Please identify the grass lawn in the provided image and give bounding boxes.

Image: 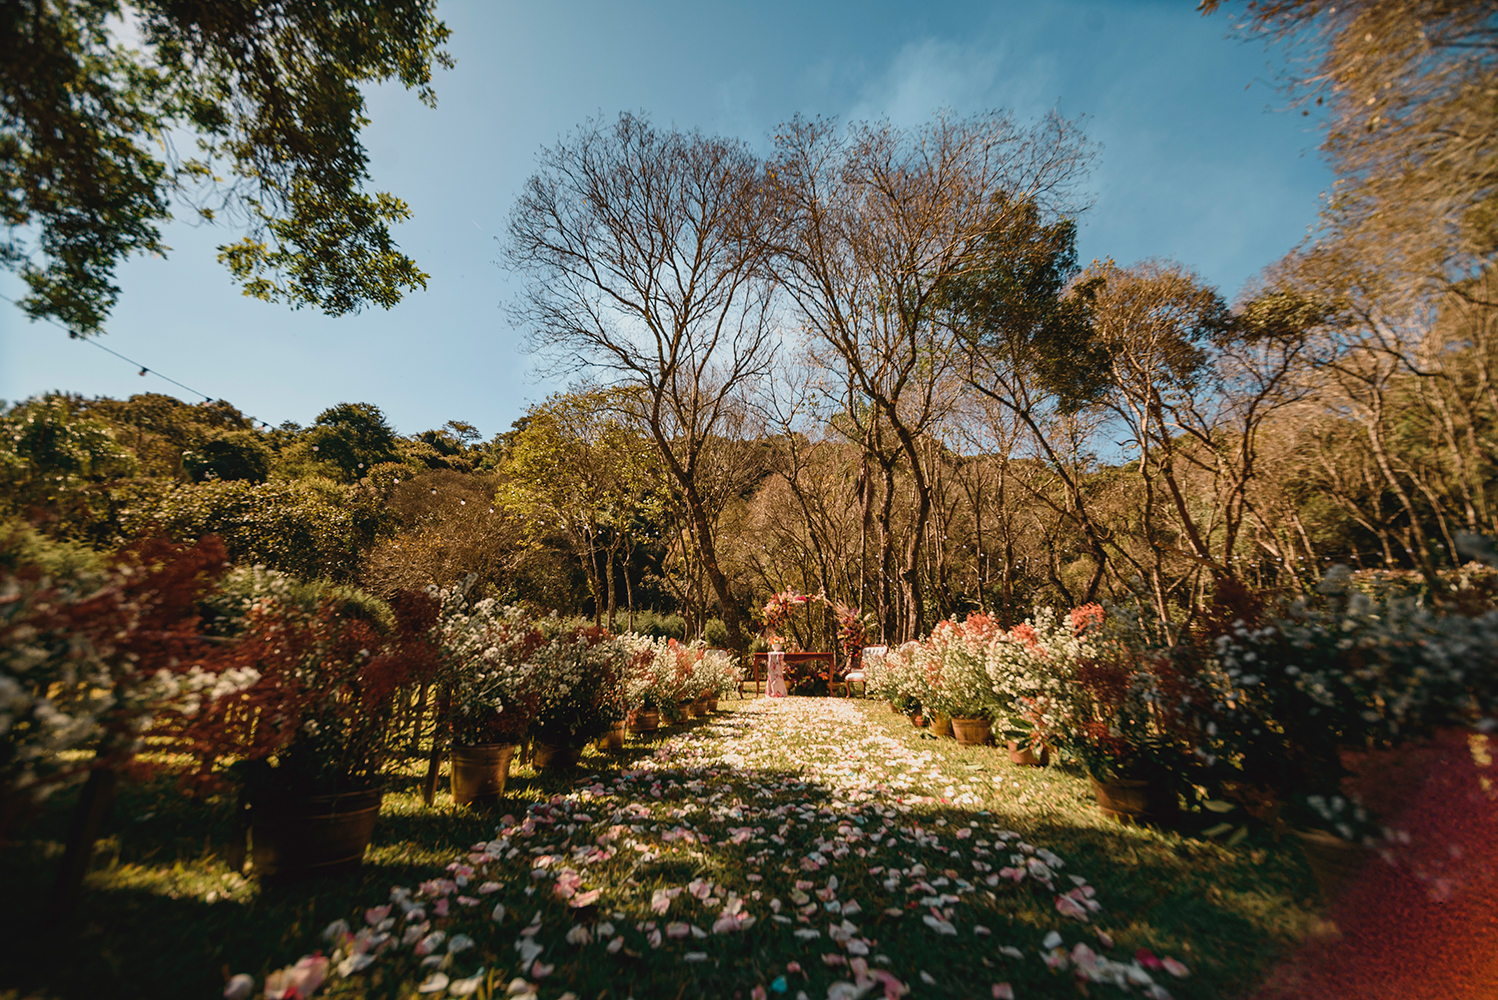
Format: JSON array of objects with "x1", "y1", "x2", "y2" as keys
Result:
[{"x1": 0, "y1": 697, "x2": 1327, "y2": 1000}]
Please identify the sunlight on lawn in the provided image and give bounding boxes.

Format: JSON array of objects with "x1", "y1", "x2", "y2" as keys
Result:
[{"x1": 225, "y1": 697, "x2": 1313, "y2": 1000}]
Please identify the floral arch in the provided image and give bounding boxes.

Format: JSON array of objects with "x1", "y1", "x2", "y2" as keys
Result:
[{"x1": 760, "y1": 590, "x2": 871, "y2": 665}]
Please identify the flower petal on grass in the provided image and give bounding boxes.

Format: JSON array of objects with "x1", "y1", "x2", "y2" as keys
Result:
[
  {"x1": 223, "y1": 974, "x2": 254, "y2": 1000},
  {"x1": 448, "y1": 969, "x2": 485, "y2": 996}
]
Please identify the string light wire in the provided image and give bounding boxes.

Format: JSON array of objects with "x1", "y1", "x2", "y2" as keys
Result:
[{"x1": 1, "y1": 291, "x2": 278, "y2": 429}]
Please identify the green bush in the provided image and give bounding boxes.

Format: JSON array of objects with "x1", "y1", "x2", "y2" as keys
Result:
[
  {"x1": 114, "y1": 476, "x2": 392, "y2": 582},
  {"x1": 633, "y1": 609, "x2": 687, "y2": 640},
  {"x1": 182, "y1": 432, "x2": 273, "y2": 483},
  {"x1": 702, "y1": 616, "x2": 729, "y2": 647},
  {"x1": 201, "y1": 565, "x2": 394, "y2": 637},
  {"x1": 0, "y1": 520, "x2": 105, "y2": 578}
]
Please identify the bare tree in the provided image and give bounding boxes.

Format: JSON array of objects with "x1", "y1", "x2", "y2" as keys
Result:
[
  {"x1": 768, "y1": 111, "x2": 1091, "y2": 641},
  {"x1": 505, "y1": 113, "x2": 775, "y2": 648}
]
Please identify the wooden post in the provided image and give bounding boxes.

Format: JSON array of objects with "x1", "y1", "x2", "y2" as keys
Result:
[
  {"x1": 422, "y1": 745, "x2": 442, "y2": 807},
  {"x1": 410, "y1": 681, "x2": 429, "y2": 754},
  {"x1": 422, "y1": 688, "x2": 448, "y2": 807},
  {"x1": 49, "y1": 764, "x2": 117, "y2": 921}
]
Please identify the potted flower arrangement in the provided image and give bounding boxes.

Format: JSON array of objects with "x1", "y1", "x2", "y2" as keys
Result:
[
  {"x1": 695, "y1": 648, "x2": 740, "y2": 711},
  {"x1": 1042, "y1": 605, "x2": 1212, "y2": 827},
  {"x1": 527, "y1": 625, "x2": 628, "y2": 769},
  {"x1": 1193, "y1": 567, "x2": 1498, "y2": 891},
  {"x1": 435, "y1": 597, "x2": 542, "y2": 804},
  {"x1": 985, "y1": 608, "x2": 1099, "y2": 766},
  {"x1": 622, "y1": 634, "x2": 670, "y2": 733},
  {"x1": 654, "y1": 638, "x2": 707, "y2": 722},
  {"x1": 1, "y1": 534, "x2": 264, "y2": 912},
  {"x1": 185, "y1": 571, "x2": 440, "y2": 879},
  {"x1": 915, "y1": 615, "x2": 1010, "y2": 744},
  {"x1": 865, "y1": 642, "x2": 927, "y2": 722}
]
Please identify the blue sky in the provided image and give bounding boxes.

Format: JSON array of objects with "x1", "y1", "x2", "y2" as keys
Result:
[{"x1": 0, "y1": 0, "x2": 1327, "y2": 440}]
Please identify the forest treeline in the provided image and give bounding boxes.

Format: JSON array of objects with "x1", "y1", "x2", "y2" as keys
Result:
[{"x1": 5, "y1": 0, "x2": 1495, "y2": 651}]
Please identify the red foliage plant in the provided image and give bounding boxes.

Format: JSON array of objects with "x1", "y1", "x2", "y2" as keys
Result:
[
  {"x1": 168, "y1": 588, "x2": 441, "y2": 795},
  {"x1": 1, "y1": 534, "x2": 240, "y2": 838}
]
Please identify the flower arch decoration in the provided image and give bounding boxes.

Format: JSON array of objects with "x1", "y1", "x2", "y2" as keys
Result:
[{"x1": 760, "y1": 590, "x2": 870, "y2": 663}]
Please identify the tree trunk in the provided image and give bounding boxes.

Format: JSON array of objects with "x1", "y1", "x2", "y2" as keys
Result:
[{"x1": 876, "y1": 456, "x2": 898, "y2": 644}]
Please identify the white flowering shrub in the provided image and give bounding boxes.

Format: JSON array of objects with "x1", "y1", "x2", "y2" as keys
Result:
[
  {"x1": 1212, "y1": 567, "x2": 1498, "y2": 743},
  {"x1": 1, "y1": 568, "x2": 119, "y2": 806},
  {"x1": 985, "y1": 607, "x2": 1108, "y2": 744},
  {"x1": 527, "y1": 626, "x2": 630, "y2": 745},
  {"x1": 1188, "y1": 568, "x2": 1498, "y2": 830},
  {"x1": 865, "y1": 641, "x2": 927, "y2": 713},
  {"x1": 695, "y1": 647, "x2": 742, "y2": 698},
  {"x1": 433, "y1": 595, "x2": 542, "y2": 745},
  {"x1": 912, "y1": 616, "x2": 1007, "y2": 721},
  {"x1": 615, "y1": 632, "x2": 662, "y2": 711}
]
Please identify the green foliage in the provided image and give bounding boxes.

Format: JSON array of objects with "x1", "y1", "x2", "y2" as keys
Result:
[
  {"x1": 701, "y1": 616, "x2": 729, "y2": 646},
  {"x1": 0, "y1": 519, "x2": 105, "y2": 578},
  {"x1": 182, "y1": 430, "x2": 273, "y2": 483},
  {"x1": 622, "y1": 609, "x2": 686, "y2": 640},
  {"x1": 0, "y1": 1, "x2": 172, "y2": 335},
  {"x1": 83, "y1": 393, "x2": 259, "y2": 478},
  {"x1": 306, "y1": 402, "x2": 401, "y2": 483},
  {"x1": 1, "y1": 1, "x2": 450, "y2": 335},
  {"x1": 116, "y1": 476, "x2": 392, "y2": 582},
  {"x1": 0, "y1": 395, "x2": 138, "y2": 536},
  {"x1": 0, "y1": 394, "x2": 137, "y2": 486},
  {"x1": 202, "y1": 565, "x2": 394, "y2": 638},
  {"x1": 219, "y1": 184, "x2": 429, "y2": 315},
  {"x1": 940, "y1": 197, "x2": 1112, "y2": 410}
]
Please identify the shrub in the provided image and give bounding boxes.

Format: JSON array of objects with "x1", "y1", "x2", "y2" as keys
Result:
[
  {"x1": 0, "y1": 536, "x2": 256, "y2": 836},
  {"x1": 172, "y1": 584, "x2": 440, "y2": 797},
  {"x1": 866, "y1": 642, "x2": 927, "y2": 715},
  {"x1": 913, "y1": 614, "x2": 1007, "y2": 721},
  {"x1": 115, "y1": 476, "x2": 392, "y2": 582},
  {"x1": 432, "y1": 594, "x2": 543, "y2": 746},
  {"x1": 528, "y1": 626, "x2": 629, "y2": 745},
  {"x1": 636, "y1": 610, "x2": 688, "y2": 640}
]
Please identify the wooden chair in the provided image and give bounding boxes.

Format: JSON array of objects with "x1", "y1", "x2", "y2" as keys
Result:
[{"x1": 842, "y1": 646, "x2": 887, "y2": 698}]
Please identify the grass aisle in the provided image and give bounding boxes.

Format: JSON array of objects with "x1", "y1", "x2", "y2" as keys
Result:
[{"x1": 0, "y1": 698, "x2": 1322, "y2": 1000}]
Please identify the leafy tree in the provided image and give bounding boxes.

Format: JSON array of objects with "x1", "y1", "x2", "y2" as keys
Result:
[
  {"x1": 938, "y1": 194, "x2": 1113, "y2": 606},
  {"x1": 82, "y1": 392, "x2": 257, "y2": 478},
  {"x1": 1206, "y1": 0, "x2": 1498, "y2": 299},
  {"x1": 305, "y1": 402, "x2": 400, "y2": 482},
  {"x1": 500, "y1": 389, "x2": 668, "y2": 629},
  {"x1": 114, "y1": 475, "x2": 390, "y2": 581},
  {"x1": 0, "y1": 395, "x2": 138, "y2": 533},
  {"x1": 181, "y1": 431, "x2": 272, "y2": 483},
  {"x1": 2, "y1": 0, "x2": 451, "y2": 335},
  {"x1": 402, "y1": 420, "x2": 485, "y2": 473}
]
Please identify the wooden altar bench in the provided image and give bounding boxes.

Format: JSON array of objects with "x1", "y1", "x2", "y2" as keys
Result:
[{"x1": 741, "y1": 651, "x2": 837, "y2": 696}]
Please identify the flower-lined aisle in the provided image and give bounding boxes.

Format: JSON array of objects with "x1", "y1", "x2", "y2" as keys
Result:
[{"x1": 258, "y1": 699, "x2": 1198, "y2": 1000}]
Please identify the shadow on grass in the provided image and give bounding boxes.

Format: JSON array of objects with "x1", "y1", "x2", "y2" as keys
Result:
[{"x1": 0, "y1": 703, "x2": 1320, "y2": 1000}]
